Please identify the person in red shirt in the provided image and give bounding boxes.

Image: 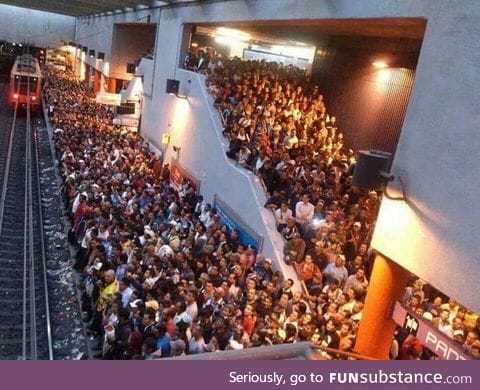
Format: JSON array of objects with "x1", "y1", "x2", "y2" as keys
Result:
[
  {"x1": 242, "y1": 304, "x2": 256, "y2": 338},
  {"x1": 295, "y1": 254, "x2": 322, "y2": 290}
]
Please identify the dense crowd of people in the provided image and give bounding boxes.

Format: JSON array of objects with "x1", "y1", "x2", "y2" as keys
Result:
[
  {"x1": 41, "y1": 48, "x2": 479, "y2": 360},
  {"x1": 43, "y1": 66, "x2": 367, "y2": 360},
  {"x1": 396, "y1": 280, "x2": 479, "y2": 358}
]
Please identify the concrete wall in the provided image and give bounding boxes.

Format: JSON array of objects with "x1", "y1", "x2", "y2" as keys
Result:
[
  {"x1": 311, "y1": 37, "x2": 421, "y2": 154},
  {"x1": 80, "y1": 0, "x2": 480, "y2": 311},
  {"x1": 0, "y1": 4, "x2": 74, "y2": 48},
  {"x1": 75, "y1": 9, "x2": 159, "y2": 60},
  {"x1": 110, "y1": 24, "x2": 156, "y2": 80}
]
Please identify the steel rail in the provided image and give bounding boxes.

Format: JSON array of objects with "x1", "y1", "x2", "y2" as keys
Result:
[
  {"x1": 22, "y1": 108, "x2": 28, "y2": 359},
  {"x1": 26, "y1": 81, "x2": 38, "y2": 360},
  {"x1": 33, "y1": 106, "x2": 54, "y2": 360},
  {"x1": 0, "y1": 75, "x2": 20, "y2": 236}
]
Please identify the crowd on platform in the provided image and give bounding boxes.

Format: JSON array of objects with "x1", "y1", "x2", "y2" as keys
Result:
[{"x1": 40, "y1": 50, "x2": 479, "y2": 360}]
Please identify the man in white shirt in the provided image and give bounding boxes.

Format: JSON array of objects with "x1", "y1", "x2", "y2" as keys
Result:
[
  {"x1": 295, "y1": 194, "x2": 314, "y2": 227},
  {"x1": 118, "y1": 278, "x2": 133, "y2": 308},
  {"x1": 185, "y1": 290, "x2": 199, "y2": 321}
]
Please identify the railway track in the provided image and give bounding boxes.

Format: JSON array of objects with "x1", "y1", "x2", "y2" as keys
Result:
[{"x1": 0, "y1": 79, "x2": 52, "y2": 360}]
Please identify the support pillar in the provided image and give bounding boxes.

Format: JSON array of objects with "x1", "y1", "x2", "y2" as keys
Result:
[
  {"x1": 107, "y1": 77, "x2": 116, "y2": 93},
  {"x1": 93, "y1": 70, "x2": 101, "y2": 92},
  {"x1": 354, "y1": 254, "x2": 409, "y2": 359},
  {"x1": 84, "y1": 63, "x2": 90, "y2": 85}
]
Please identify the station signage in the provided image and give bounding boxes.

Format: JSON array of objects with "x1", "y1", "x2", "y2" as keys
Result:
[
  {"x1": 170, "y1": 158, "x2": 200, "y2": 194},
  {"x1": 391, "y1": 301, "x2": 472, "y2": 360},
  {"x1": 213, "y1": 194, "x2": 264, "y2": 252}
]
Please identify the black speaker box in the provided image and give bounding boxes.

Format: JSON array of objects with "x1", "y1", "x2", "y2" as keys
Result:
[
  {"x1": 352, "y1": 150, "x2": 391, "y2": 190},
  {"x1": 166, "y1": 79, "x2": 180, "y2": 95},
  {"x1": 126, "y1": 63, "x2": 136, "y2": 74}
]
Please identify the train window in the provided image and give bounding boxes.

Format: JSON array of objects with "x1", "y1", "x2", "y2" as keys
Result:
[{"x1": 18, "y1": 76, "x2": 38, "y2": 95}]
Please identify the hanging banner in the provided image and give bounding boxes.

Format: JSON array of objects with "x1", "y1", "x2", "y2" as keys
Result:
[
  {"x1": 170, "y1": 158, "x2": 200, "y2": 194},
  {"x1": 213, "y1": 194, "x2": 264, "y2": 252},
  {"x1": 391, "y1": 301, "x2": 472, "y2": 360}
]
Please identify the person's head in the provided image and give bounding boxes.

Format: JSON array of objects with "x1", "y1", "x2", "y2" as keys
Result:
[
  {"x1": 355, "y1": 268, "x2": 365, "y2": 281},
  {"x1": 186, "y1": 290, "x2": 197, "y2": 304},
  {"x1": 246, "y1": 288, "x2": 256, "y2": 301},
  {"x1": 244, "y1": 304, "x2": 254, "y2": 317},
  {"x1": 142, "y1": 309, "x2": 156, "y2": 326},
  {"x1": 410, "y1": 294, "x2": 421, "y2": 308},
  {"x1": 452, "y1": 316, "x2": 464, "y2": 331},
  {"x1": 339, "y1": 321, "x2": 353, "y2": 337},
  {"x1": 413, "y1": 279, "x2": 424, "y2": 291},
  {"x1": 104, "y1": 269, "x2": 116, "y2": 284},
  {"x1": 301, "y1": 194, "x2": 310, "y2": 204},
  {"x1": 279, "y1": 293, "x2": 290, "y2": 308},
  {"x1": 335, "y1": 256, "x2": 345, "y2": 268},
  {"x1": 205, "y1": 281, "x2": 214, "y2": 293},
  {"x1": 329, "y1": 279, "x2": 340, "y2": 291},
  {"x1": 440, "y1": 309, "x2": 450, "y2": 322},
  {"x1": 244, "y1": 276, "x2": 256, "y2": 290},
  {"x1": 304, "y1": 254, "x2": 313, "y2": 264},
  {"x1": 465, "y1": 331, "x2": 479, "y2": 346},
  {"x1": 266, "y1": 281, "x2": 276, "y2": 294},
  {"x1": 263, "y1": 296, "x2": 273, "y2": 309},
  {"x1": 284, "y1": 279, "x2": 294, "y2": 289},
  {"x1": 326, "y1": 319, "x2": 337, "y2": 332},
  {"x1": 119, "y1": 277, "x2": 131, "y2": 291}
]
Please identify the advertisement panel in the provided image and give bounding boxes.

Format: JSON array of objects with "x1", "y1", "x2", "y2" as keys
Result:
[
  {"x1": 391, "y1": 301, "x2": 472, "y2": 360},
  {"x1": 213, "y1": 194, "x2": 264, "y2": 252},
  {"x1": 170, "y1": 158, "x2": 200, "y2": 194}
]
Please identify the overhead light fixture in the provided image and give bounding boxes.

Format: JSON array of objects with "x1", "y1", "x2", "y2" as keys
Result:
[
  {"x1": 372, "y1": 61, "x2": 388, "y2": 69},
  {"x1": 215, "y1": 27, "x2": 250, "y2": 42}
]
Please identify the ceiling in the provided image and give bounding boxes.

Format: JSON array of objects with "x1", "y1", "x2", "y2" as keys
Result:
[
  {"x1": 200, "y1": 18, "x2": 427, "y2": 42},
  {"x1": 0, "y1": 0, "x2": 201, "y2": 16}
]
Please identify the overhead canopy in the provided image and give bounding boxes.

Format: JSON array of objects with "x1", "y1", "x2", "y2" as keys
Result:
[{"x1": 0, "y1": 0, "x2": 202, "y2": 17}]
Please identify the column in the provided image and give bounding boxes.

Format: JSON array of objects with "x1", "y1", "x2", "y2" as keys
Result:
[
  {"x1": 107, "y1": 77, "x2": 116, "y2": 93},
  {"x1": 354, "y1": 254, "x2": 409, "y2": 359},
  {"x1": 93, "y1": 70, "x2": 101, "y2": 92}
]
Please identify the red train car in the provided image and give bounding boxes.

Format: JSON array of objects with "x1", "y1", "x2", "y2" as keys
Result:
[{"x1": 9, "y1": 54, "x2": 42, "y2": 110}]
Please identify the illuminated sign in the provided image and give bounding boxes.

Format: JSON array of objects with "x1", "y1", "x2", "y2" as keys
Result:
[
  {"x1": 392, "y1": 301, "x2": 471, "y2": 360},
  {"x1": 213, "y1": 194, "x2": 264, "y2": 252},
  {"x1": 170, "y1": 158, "x2": 200, "y2": 194}
]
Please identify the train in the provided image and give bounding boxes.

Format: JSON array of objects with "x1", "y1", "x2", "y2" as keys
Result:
[{"x1": 9, "y1": 54, "x2": 42, "y2": 110}]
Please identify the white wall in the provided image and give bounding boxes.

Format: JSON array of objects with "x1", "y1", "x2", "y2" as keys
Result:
[
  {"x1": 141, "y1": 67, "x2": 299, "y2": 285},
  {"x1": 81, "y1": 0, "x2": 480, "y2": 311},
  {"x1": 0, "y1": 4, "x2": 74, "y2": 48},
  {"x1": 110, "y1": 24, "x2": 156, "y2": 80}
]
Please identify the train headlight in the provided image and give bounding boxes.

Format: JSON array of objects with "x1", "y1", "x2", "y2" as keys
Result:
[
  {"x1": 13, "y1": 93, "x2": 18, "y2": 99},
  {"x1": 32, "y1": 96, "x2": 36, "y2": 101}
]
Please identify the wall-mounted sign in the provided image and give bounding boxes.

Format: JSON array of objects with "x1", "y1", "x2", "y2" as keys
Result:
[
  {"x1": 170, "y1": 158, "x2": 200, "y2": 194},
  {"x1": 162, "y1": 134, "x2": 171, "y2": 145},
  {"x1": 392, "y1": 301, "x2": 472, "y2": 360},
  {"x1": 213, "y1": 194, "x2": 264, "y2": 252}
]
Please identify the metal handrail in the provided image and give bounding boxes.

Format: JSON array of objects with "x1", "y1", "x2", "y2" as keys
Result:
[
  {"x1": 166, "y1": 341, "x2": 375, "y2": 360},
  {"x1": 312, "y1": 344, "x2": 377, "y2": 361}
]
